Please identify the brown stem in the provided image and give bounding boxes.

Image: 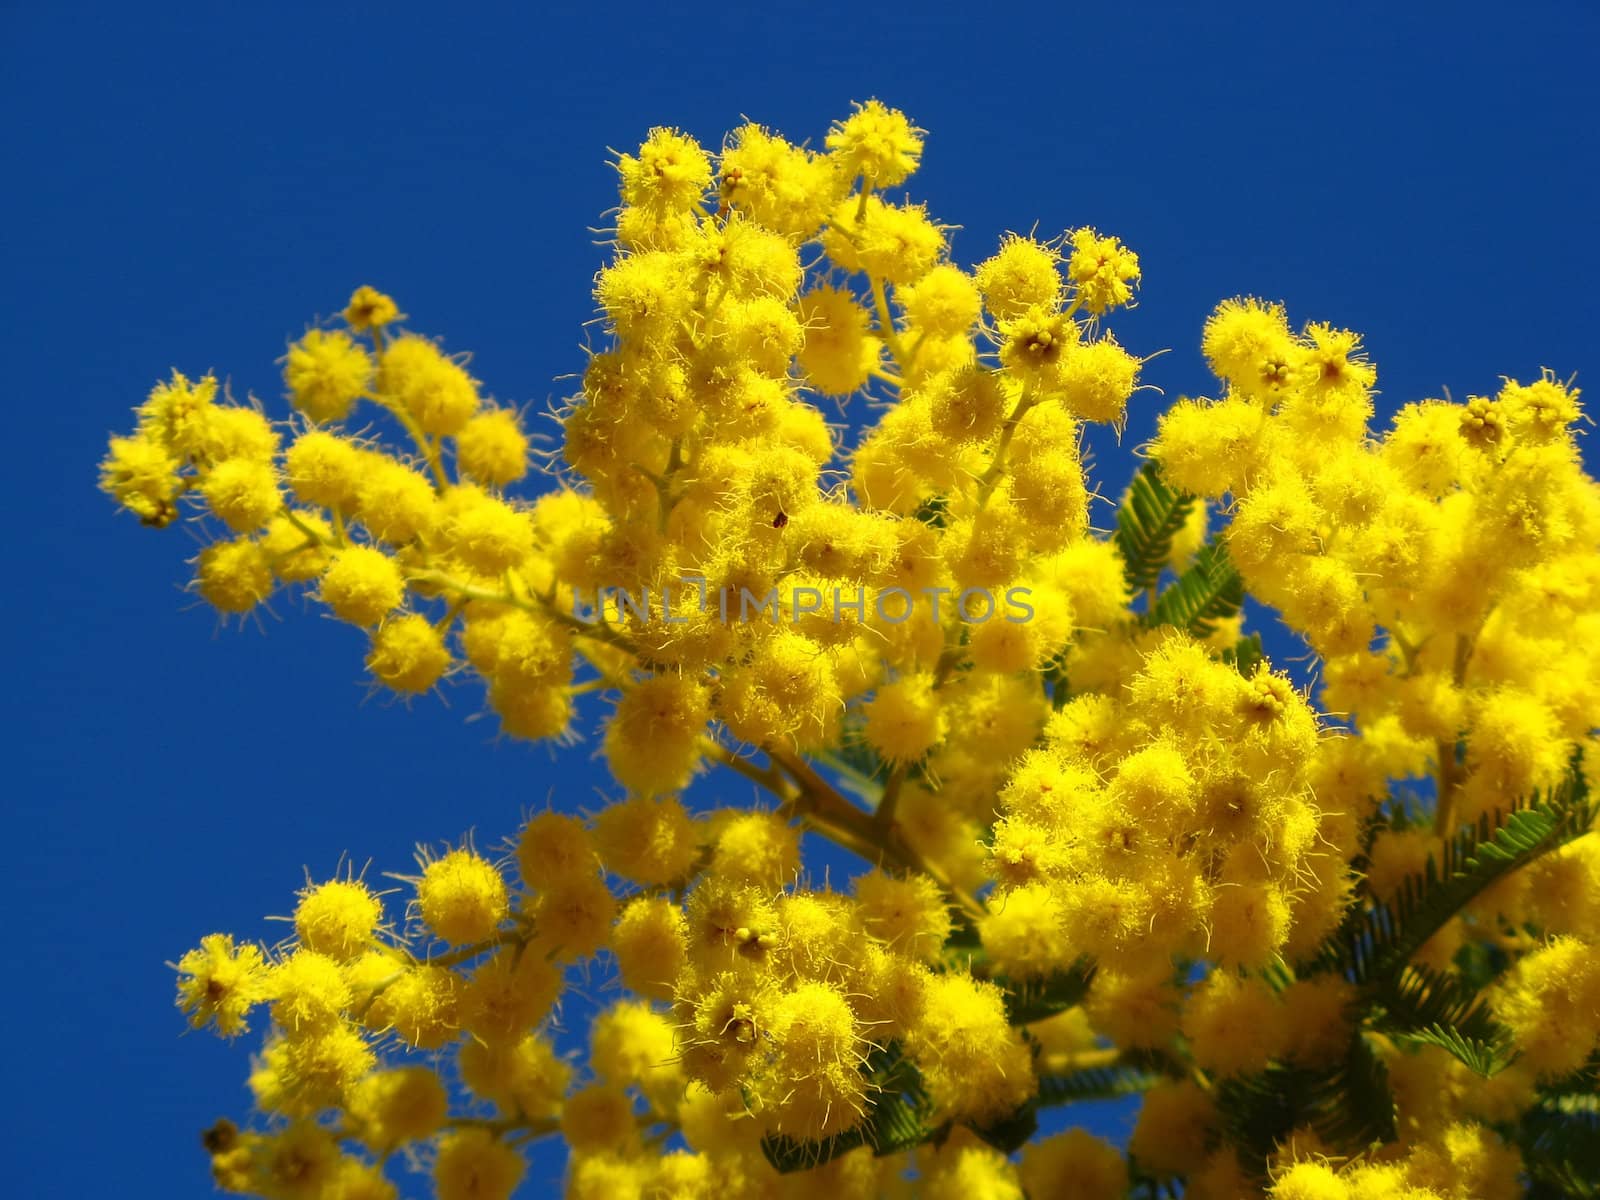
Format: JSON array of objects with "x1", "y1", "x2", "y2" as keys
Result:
[{"x1": 768, "y1": 746, "x2": 985, "y2": 922}]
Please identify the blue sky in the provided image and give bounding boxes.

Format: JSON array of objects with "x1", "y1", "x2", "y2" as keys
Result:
[{"x1": 5, "y1": 2, "x2": 1597, "y2": 1195}]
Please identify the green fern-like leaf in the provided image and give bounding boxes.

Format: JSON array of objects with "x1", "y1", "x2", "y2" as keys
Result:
[
  {"x1": 1035, "y1": 1062, "x2": 1165, "y2": 1106},
  {"x1": 1369, "y1": 962, "x2": 1517, "y2": 1076},
  {"x1": 816, "y1": 718, "x2": 888, "y2": 801},
  {"x1": 1215, "y1": 1034, "x2": 1397, "y2": 1177},
  {"x1": 1220, "y1": 631, "x2": 1265, "y2": 677},
  {"x1": 1519, "y1": 1091, "x2": 1600, "y2": 1199},
  {"x1": 1000, "y1": 959, "x2": 1097, "y2": 1025},
  {"x1": 1114, "y1": 461, "x2": 1197, "y2": 592},
  {"x1": 760, "y1": 1042, "x2": 934, "y2": 1173},
  {"x1": 1142, "y1": 538, "x2": 1243, "y2": 635},
  {"x1": 1452, "y1": 936, "x2": 1513, "y2": 993},
  {"x1": 1389, "y1": 1022, "x2": 1515, "y2": 1077},
  {"x1": 1310, "y1": 770, "x2": 1593, "y2": 988},
  {"x1": 1041, "y1": 651, "x2": 1071, "y2": 709},
  {"x1": 968, "y1": 1104, "x2": 1039, "y2": 1154},
  {"x1": 1126, "y1": 1168, "x2": 1184, "y2": 1200},
  {"x1": 945, "y1": 1052, "x2": 1166, "y2": 1155},
  {"x1": 1315, "y1": 1032, "x2": 1400, "y2": 1152}
]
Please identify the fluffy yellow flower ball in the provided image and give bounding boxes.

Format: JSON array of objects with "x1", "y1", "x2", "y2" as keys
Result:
[
  {"x1": 416, "y1": 848, "x2": 508, "y2": 945},
  {"x1": 294, "y1": 880, "x2": 382, "y2": 960}
]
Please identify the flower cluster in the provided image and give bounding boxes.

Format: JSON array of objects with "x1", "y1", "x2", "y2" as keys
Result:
[{"x1": 104, "y1": 103, "x2": 1599, "y2": 1199}]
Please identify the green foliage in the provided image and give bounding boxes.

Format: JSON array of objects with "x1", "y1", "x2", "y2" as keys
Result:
[
  {"x1": 763, "y1": 961, "x2": 1109, "y2": 1172},
  {"x1": 912, "y1": 494, "x2": 949, "y2": 530},
  {"x1": 1215, "y1": 1034, "x2": 1397, "y2": 1177},
  {"x1": 801, "y1": 693, "x2": 1594, "y2": 1187},
  {"x1": 1204, "y1": 761, "x2": 1595, "y2": 1186},
  {"x1": 1000, "y1": 959, "x2": 1097, "y2": 1024},
  {"x1": 1041, "y1": 651, "x2": 1071, "y2": 709},
  {"x1": 761, "y1": 1042, "x2": 933, "y2": 1173},
  {"x1": 966, "y1": 1104, "x2": 1038, "y2": 1155},
  {"x1": 1127, "y1": 1171, "x2": 1183, "y2": 1200},
  {"x1": 1114, "y1": 462, "x2": 1196, "y2": 593},
  {"x1": 1034, "y1": 1059, "x2": 1166, "y2": 1106},
  {"x1": 1220, "y1": 631, "x2": 1264, "y2": 677},
  {"x1": 1379, "y1": 787, "x2": 1434, "y2": 833},
  {"x1": 1206, "y1": 762, "x2": 1598, "y2": 1189},
  {"x1": 1368, "y1": 962, "x2": 1516, "y2": 1076},
  {"x1": 1310, "y1": 768, "x2": 1593, "y2": 987},
  {"x1": 1142, "y1": 539, "x2": 1243, "y2": 636},
  {"x1": 1452, "y1": 936, "x2": 1513, "y2": 994},
  {"x1": 1519, "y1": 1089, "x2": 1600, "y2": 1199},
  {"x1": 821, "y1": 721, "x2": 890, "y2": 798}
]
